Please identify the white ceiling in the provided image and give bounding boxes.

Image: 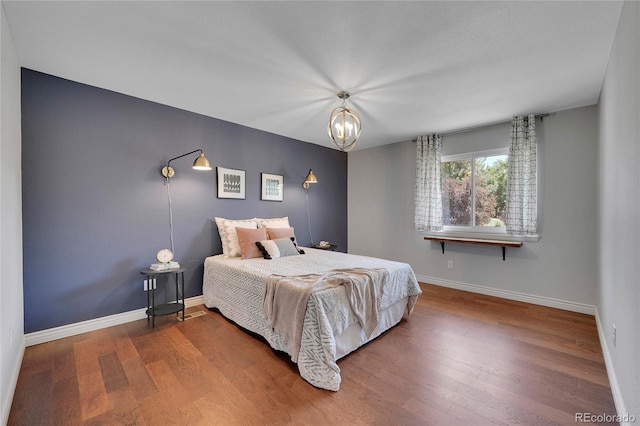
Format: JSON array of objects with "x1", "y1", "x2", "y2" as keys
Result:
[{"x1": 3, "y1": 1, "x2": 623, "y2": 151}]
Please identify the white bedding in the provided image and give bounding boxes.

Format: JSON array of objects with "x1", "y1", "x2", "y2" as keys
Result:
[{"x1": 203, "y1": 248, "x2": 422, "y2": 391}]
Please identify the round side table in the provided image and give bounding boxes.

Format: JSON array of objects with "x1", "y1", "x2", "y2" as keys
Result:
[{"x1": 139, "y1": 267, "x2": 185, "y2": 328}]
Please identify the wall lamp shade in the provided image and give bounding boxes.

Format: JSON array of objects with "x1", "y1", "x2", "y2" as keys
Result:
[
  {"x1": 302, "y1": 169, "x2": 318, "y2": 189},
  {"x1": 192, "y1": 152, "x2": 212, "y2": 170},
  {"x1": 328, "y1": 91, "x2": 361, "y2": 152},
  {"x1": 161, "y1": 149, "x2": 212, "y2": 178}
]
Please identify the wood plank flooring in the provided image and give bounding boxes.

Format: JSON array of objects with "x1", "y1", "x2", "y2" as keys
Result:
[{"x1": 8, "y1": 284, "x2": 617, "y2": 425}]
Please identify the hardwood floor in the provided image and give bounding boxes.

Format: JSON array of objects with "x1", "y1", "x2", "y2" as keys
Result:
[{"x1": 8, "y1": 284, "x2": 617, "y2": 425}]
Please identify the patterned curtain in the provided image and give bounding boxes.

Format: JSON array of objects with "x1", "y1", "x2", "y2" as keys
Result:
[
  {"x1": 505, "y1": 114, "x2": 537, "y2": 235},
  {"x1": 415, "y1": 134, "x2": 443, "y2": 231}
]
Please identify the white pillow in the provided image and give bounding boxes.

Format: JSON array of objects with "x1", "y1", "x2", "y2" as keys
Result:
[
  {"x1": 214, "y1": 217, "x2": 258, "y2": 257},
  {"x1": 256, "y1": 216, "x2": 290, "y2": 229},
  {"x1": 256, "y1": 237, "x2": 300, "y2": 259}
]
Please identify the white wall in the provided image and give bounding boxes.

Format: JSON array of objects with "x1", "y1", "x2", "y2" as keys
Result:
[
  {"x1": 348, "y1": 105, "x2": 599, "y2": 310},
  {"x1": 598, "y1": 0, "x2": 639, "y2": 419},
  {"x1": 0, "y1": 2, "x2": 24, "y2": 423}
]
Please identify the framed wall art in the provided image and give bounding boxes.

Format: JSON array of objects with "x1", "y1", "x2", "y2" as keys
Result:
[
  {"x1": 261, "y1": 173, "x2": 284, "y2": 201},
  {"x1": 217, "y1": 166, "x2": 246, "y2": 199}
]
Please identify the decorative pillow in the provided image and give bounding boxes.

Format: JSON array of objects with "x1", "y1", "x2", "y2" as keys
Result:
[
  {"x1": 236, "y1": 227, "x2": 268, "y2": 259},
  {"x1": 256, "y1": 216, "x2": 290, "y2": 229},
  {"x1": 266, "y1": 227, "x2": 298, "y2": 246},
  {"x1": 256, "y1": 237, "x2": 301, "y2": 259},
  {"x1": 214, "y1": 217, "x2": 258, "y2": 257}
]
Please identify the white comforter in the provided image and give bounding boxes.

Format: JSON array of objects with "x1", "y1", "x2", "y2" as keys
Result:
[{"x1": 203, "y1": 248, "x2": 421, "y2": 391}]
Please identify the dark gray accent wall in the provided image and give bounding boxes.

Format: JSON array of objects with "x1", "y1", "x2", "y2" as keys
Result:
[{"x1": 21, "y1": 69, "x2": 347, "y2": 333}]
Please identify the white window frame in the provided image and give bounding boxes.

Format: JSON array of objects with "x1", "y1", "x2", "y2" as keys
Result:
[{"x1": 440, "y1": 147, "x2": 509, "y2": 236}]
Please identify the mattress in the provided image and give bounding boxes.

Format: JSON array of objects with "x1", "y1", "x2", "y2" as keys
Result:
[{"x1": 203, "y1": 248, "x2": 421, "y2": 391}]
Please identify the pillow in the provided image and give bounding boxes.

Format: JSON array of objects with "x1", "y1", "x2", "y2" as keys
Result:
[
  {"x1": 256, "y1": 237, "x2": 301, "y2": 259},
  {"x1": 236, "y1": 227, "x2": 268, "y2": 259},
  {"x1": 256, "y1": 216, "x2": 290, "y2": 229},
  {"x1": 266, "y1": 227, "x2": 298, "y2": 246},
  {"x1": 215, "y1": 217, "x2": 258, "y2": 257}
]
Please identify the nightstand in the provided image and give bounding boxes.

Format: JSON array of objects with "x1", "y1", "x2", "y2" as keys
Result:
[{"x1": 140, "y1": 267, "x2": 185, "y2": 328}]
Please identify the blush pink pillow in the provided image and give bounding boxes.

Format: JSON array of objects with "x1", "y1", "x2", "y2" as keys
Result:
[
  {"x1": 236, "y1": 227, "x2": 268, "y2": 259},
  {"x1": 266, "y1": 227, "x2": 297, "y2": 245}
]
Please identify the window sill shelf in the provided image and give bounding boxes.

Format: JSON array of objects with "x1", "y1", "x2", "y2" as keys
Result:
[
  {"x1": 421, "y1": 231, "x2": 539, "y2": 243},
  {"x1": 423, "y1": 235, "x2": 525, "y2": 260}
]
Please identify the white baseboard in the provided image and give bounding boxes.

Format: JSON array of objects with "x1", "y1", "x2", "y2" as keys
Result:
[
  {"x1": 25, "y1": 295, "x2": 205, "y2": 347},
  {"x1": 417, "y1": 275, "x2": 596, "y2": 315},
  {"x1": 1, "y1": 337, "x2": 25, "y2": 426},
  {"x1": 594, "y1": 308, "x2": 630, "y2": 425}
]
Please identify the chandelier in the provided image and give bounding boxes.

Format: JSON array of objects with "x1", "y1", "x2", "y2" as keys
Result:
[{"x1": 327, "y1": 91, "x2": 361, "y2": 152}]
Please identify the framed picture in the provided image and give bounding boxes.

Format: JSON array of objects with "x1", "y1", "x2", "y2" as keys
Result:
[
  {"x1": 261, "y1": 173, "x2": 284, "y2": 201},
  {"x1": 217, "y1": 167, "x2": 245, "y2": 199}
]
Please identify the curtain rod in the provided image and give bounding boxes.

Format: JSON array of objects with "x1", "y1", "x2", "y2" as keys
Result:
[{"x1": 413, "y1": 113, "x2": 551, "y2": 140}]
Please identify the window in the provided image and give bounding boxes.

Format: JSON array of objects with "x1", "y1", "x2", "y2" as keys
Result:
[{"x1": 441, "y1": 148, "x2": 508, "y2": 233}]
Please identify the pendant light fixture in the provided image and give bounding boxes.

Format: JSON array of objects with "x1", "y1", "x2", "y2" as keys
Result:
[{"x1": 328, "y1": 91, "x2": 361, "y2": 152}]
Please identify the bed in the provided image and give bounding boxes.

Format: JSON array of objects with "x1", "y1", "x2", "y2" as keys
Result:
[{"x1": 203, "y1": 246, "x2": 421, "y2": 391}]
